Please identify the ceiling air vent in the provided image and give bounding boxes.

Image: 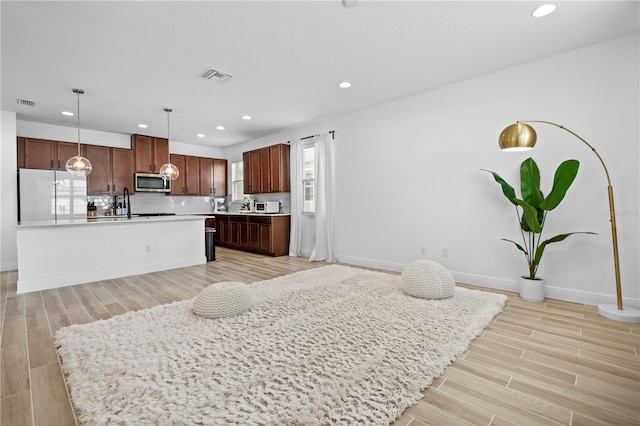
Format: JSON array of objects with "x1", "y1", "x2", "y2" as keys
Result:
[
  {"x1": 17, "y1": 98, "x2": 35, "y2": 107},
  {"x1": 200, "y1": 68, "x2": 233, "y2": 84}
]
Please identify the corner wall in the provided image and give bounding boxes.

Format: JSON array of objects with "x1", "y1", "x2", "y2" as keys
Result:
[
  {"x1": 1, "y1": 111, "x2": 18, "y2": 270},
  {"x1": 225, "y1": 33, "x2": 640, "y2": 308}
]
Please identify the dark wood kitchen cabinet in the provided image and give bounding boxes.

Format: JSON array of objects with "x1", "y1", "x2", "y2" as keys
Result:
[
  {"x1": 243, "y1": 143, "x2": 289, "y2": 194},
  {"x1": 132, "y1": 134, "x2": 169, "y2": 173},
  {"x1": 18, "y1": 137, "x2": 82, "y2": 171},
  {"x1": 248, "y1": 215, "x2": 289, "y2": 256},
  {"x1": 243, "y1": 150, "x2": 261, "y2": 194},
  {"x1": 216, "y1": 214, "x2": 289, "y2": 256},
  {"x1": 216, "y1": 216, "x2": 230, "y2": 245},
  {"x1": 86, "y1": 145, "x2": 134, "y2": 195},
  {"x1": 170, "y1": 154, "x2": 199, "y2": 195},
  {"x1": 199, "y1": 157, "x2": 228, "y2": 196}
]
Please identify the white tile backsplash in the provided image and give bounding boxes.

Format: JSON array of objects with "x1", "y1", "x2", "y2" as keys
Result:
[{"x1": 88, "y1": 192, "x2": 291, "y2": 215}]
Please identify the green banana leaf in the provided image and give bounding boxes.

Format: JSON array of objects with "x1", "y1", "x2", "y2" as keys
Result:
[
  {"x1": 520, "y1": 157, "x2": 544, "y2": 208},
  {"x1": 521, "y1": 208, "x2": 545, "y2": 233},
  {"x1": 515, "y1": 199, "x2": 542, "y2": 233},
  {"x1": 501, "y1": 238, "x2": 528, "y2": 256},
  {"x1": 540, "y1": 159, "x2": 580, "y2": 211},
  {"x1": 481, "y1": 169, "x2": 517, "y2": 206},
  {"x1": 533, "y1": 231, "x2": 597, "y2": 265}
]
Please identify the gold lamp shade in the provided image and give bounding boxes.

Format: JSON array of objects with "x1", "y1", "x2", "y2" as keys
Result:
[{"x1": 498, "y1": 122, "x2": 537, "y2": 151}]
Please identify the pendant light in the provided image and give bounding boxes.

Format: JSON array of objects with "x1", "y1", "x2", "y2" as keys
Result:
[
  {"x1": 65, "y1": 88, "x2": 93, "y2": 176},
  {"x1": 159, "y1": 107, "x2": 179, "y2": 181}
]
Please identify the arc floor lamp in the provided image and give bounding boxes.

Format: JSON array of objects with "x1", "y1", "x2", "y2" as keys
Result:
[{"x1": 498, "y1": 120, "x2": 639, "y2": 323}]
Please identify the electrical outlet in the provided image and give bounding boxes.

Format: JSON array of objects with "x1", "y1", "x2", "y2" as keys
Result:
[
  {"x1": 442, "y1": 249, "x2": 448, "y2": 257},
  {"x1": 145, "y1": 245, "x2": 151, "y2": 253},
  {"x1": 420, "y1": 246, "x2": 426, "y2": 255}
]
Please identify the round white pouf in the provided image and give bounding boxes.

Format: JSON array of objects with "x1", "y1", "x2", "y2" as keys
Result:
[
  {"x1": 401, "y1": 260, "x2": 455, "y2": 299},
  {"x1": 192, "y1": 282, "x2": 254, "y2": 319}
]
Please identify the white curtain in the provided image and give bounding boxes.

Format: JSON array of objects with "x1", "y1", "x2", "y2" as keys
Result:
[
  {"x1": 288, "y1": 138, "x2": 303, "y2": 256},
  {"x1": 310, "y1": 132, "x2": 335, "y2": 262}
]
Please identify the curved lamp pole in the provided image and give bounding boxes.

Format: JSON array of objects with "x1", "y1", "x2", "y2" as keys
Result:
[{"x1": 498, "y1": 120, "x2": 639, "y2": 323}]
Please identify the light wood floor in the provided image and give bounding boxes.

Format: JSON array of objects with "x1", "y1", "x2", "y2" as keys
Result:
[{"x1": 1, "y1": 248, "x2": 639, "y2": 425}]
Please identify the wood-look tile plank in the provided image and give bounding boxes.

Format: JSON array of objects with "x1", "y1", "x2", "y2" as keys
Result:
[
  {"x1": 26, "y1": 303, "x2": 49, "y2": 331},
  {"x1": 418, "y1": 387, "x2": 495, "y2": 425},
  {"x1": 30, "y1": 363, "x2": 76, "y2": 426},
  {"x1": 1, "y1": 313, "x2": 26, "y2": 348},
  {"x1": 522, "y1": 349, "x2": 639, "y2": 382},
  {"x1": 403, "y1": 398, "x2": 476, "y2": 425},
  {"x1": 1, "y1": 390, "x2": 33, "y2": 426},
  {"x1": 438, "y1": 375, "x2": 570, "y2": 425},
  {"x1": 27, "y1": 326, "x2": 59, "y2": 369},
  {"x1": 63, "y1": 304, "x2": 92, "y2": 325},
  {"x1": 0, "y1": 343, "x2": 30, "y2": 398},
  {"x1": 508, "y1": 377, "x2": 639, "y2": 425},
  {"x1": 71, "y1": 286, "x2": 111, "y2": 321}
]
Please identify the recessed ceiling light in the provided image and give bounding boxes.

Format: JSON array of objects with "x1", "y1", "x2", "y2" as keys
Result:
[
  {"x1": 216, "y1": 126, "x2": 225, "y2": 130},
  {"x1": 242, "y1": 115, "x2": 252, "y2": 120},
  {"x1": 61, "y1": 111, "x2": 74, "y2": 116},
  {"x1": 197, "y1": 133, "x2": 205, "y2": 138},
  {"x1": 138, "y1": 123, "x2": 148, "y2": 129},
  {"x1": 532, "y1": 4, "x2": 556, "y2": 17},
  {"x1": 339, "y1": 81, "x2": 352, "y2": 89}
]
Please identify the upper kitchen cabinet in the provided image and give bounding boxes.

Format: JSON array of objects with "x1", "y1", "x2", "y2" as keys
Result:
[
  {"x1": 243, "y1": 150, "x2": 261, "y2": 194},
  {"x1": 86, "y1": 145, "x2": 134, "y2": 195},
  {"x1": 132, "y1": 134, "x2": 169, "y2": 173},
  {"x1": 243, "y1": 143, "x2": 290, "y2": 194},
  {"x1": 17, "y1": 137, "x2": 82, "y2": 171},
  {"x1": 170, "y1": 154, "x2": 199, "y2": 195},
  {"x1": 199, "y1": 157, "x2": 228, "y2": 196}
]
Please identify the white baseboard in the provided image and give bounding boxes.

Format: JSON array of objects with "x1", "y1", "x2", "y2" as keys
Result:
[
  {"x1": 336, "y1": 255, "x2": 640, "y2": 310},
  {"x1": 1, "y1": 261, "x2": 18, "y2": 272}
]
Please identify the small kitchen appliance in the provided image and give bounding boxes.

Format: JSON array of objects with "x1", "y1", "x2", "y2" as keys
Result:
[
  {"x1": 213, "y1": 198, "x2": 226, "y2": 213},
  {"x1": 254, "y1": 201, "x2": 279, "y2": 214}
]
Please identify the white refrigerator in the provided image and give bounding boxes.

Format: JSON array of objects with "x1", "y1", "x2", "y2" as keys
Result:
[{"x1": 18, "y1": 168, "x2": 87, "y2": 221}]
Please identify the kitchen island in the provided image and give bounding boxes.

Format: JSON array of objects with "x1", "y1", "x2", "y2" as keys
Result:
[{"x1": 16, "y1": 215, "x2": 212, "y2": 294}]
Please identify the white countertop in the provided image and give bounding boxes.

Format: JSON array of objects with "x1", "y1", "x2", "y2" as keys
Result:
[
  {"x1": 17, "y1": 214, "x2": 213, "y2": 229},
  {"x1": 213, "y1": 212, "x2": 291, "y2": 217}
]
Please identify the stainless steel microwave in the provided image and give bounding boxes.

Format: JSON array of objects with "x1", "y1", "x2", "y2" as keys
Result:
[{"x1": 135, "y1": 173, "x2": 171, "y2": 193}]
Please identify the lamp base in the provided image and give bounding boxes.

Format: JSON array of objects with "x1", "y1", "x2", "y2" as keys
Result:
[{"x1": 597, "y1": 304, "x2": 640, "y2": 323}]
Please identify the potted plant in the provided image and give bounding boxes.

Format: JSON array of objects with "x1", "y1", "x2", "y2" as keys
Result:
[{"x1": 482, "y1": 157, "x2": 595, "y2": 302}]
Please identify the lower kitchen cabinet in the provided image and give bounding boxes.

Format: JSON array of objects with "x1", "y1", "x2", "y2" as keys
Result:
[{"x1": 215, "y1": 214, "x2": 290, "y2": 256}]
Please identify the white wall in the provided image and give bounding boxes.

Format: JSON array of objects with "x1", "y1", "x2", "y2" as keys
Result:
[
  {"x1": 1, "y1": 111, "x2": 18, "y2": 270},
  {"x1": 224, "y1": 34, "x2": 640, "y2": 308}
]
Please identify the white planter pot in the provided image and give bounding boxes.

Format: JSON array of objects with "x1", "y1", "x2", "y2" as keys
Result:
[{"x1": 519, "y1": 276, "x2": 545, "y2": 302}]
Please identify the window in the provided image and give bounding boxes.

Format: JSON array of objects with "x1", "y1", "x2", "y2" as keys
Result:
[
  {"x1": 302, "y1": 145, "x2": 315, "y2": 213},
  {"x1": 231, "y1": 161, "x2": 244, "y2": 201}
]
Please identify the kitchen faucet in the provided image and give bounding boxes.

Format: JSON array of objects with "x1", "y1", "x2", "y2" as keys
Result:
[{"x1": 123, "y1": 187, "x2": 131, "y2": 219}]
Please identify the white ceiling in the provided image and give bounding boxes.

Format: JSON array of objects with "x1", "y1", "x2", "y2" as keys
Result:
[{"x1": 2, "y1": 1, "x2": 638, "y2": 148}]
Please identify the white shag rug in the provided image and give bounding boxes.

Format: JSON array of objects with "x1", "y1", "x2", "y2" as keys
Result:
[{"x1": 55, "y1": 265, "x2": 507, "y2": 425}]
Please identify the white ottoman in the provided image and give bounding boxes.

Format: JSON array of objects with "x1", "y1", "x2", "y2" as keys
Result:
[
  {"x1": 401, "y1": 260, "x2": 455, "y2": 299},
  {"x1": 192, "y1": 282, "x2": 254, "y2": 319}
]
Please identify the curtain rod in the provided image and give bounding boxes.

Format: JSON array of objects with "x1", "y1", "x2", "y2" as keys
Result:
[{"x1": 287, "y1": 130, "x2": 334, "y2": 143}]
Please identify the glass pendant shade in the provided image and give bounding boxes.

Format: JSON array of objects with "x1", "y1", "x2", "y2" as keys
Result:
[
  {"x1": 159, "y1": 162, "x2": 179, "y2": 181},
  {"x1": 66, "y1": 88, "x2": 92, "y2": 176},
  {"x1": 498, "y1": 122, "x2": 537, "y2": 151},
  {"x1": 159, "y1": 107, "x2": 179, "y2": 180},
  {"x1": 66, "y1": 155, "x2": 93, "y2": 176}
]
